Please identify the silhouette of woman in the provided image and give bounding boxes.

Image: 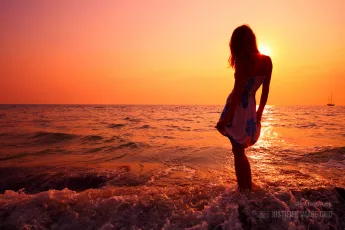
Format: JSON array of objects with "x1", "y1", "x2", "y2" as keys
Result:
[{"x1": 216, "y1": 25, "x2": 273, "y2": 191}]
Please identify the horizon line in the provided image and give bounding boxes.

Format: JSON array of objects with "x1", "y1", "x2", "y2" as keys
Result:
[{"x1": 0, "y1": 103, "x2": 344, "y2": 106}]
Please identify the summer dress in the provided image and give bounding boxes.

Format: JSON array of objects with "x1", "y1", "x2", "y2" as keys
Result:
[{"x1": 219, "y1": 75, "x2": 266, "y2": 148}]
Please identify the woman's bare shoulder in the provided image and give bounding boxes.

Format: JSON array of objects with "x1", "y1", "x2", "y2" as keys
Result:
[{"x1": 261, "y1": 54, "x2": 272, "y2": 68}]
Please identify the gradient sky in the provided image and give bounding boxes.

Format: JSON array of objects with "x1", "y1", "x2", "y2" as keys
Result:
[{"x1": 1, "y1": 0, "x2": 344, "y2": 105}]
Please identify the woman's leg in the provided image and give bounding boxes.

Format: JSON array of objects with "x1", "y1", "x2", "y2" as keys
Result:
[{"x1": 232, "y1": 145, "x2": 252, "y2": 190}]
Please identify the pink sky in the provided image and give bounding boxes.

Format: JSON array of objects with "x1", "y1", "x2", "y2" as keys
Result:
[{"x1": 1, "y1": 0, "x2": 344, "y2": 105}]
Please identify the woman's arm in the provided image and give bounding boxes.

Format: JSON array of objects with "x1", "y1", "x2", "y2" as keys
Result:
[{"x1": 257, "y1": 56, "x2": 273, "y2": 122}]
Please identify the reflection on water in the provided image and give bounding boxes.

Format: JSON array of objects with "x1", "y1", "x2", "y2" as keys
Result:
[
  {"x1": 0, "y1": 105, "x2": 345, "y2": 228},
  {"x1": 0, "y1": 105, "x2": 344, "y2": 188}
]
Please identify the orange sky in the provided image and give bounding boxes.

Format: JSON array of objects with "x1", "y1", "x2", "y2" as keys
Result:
[{"x1": 1, "y1": 0, "x2": 344, "y2": 105}]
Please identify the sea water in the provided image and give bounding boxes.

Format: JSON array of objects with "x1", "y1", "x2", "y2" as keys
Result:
[{"x1": 0, "y1": 105, "x2": 344, "y2": 229}]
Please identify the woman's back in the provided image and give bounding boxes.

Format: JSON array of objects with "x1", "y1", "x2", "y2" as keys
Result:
[{"x1": 229, "y1": 54, "x2": 271, "y2": 101}]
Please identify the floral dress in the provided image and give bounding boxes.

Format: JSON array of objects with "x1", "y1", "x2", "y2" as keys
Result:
[{"x1": 219, "y1": 75, "x2": 266, "y2": 148}]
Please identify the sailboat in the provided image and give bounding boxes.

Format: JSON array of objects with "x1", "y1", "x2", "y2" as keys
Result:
[{"x1": 327, "y1": 93, "x2": 335, "y2": 106}]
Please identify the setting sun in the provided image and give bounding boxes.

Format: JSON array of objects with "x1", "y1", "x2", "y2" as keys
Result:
[
  {"x1": 258, "y1": 44, "x2": 272, "y2": 56},
  {"x1": 0, "y1": 0, "x2": 344, "y2": 106}
]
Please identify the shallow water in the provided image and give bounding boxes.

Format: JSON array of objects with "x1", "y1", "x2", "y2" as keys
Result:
[{"x1": 0, "y1": 104, "x2": 344, "y2": 229}]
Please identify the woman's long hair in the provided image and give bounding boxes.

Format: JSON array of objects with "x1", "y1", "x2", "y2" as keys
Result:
[{"x1": 228, "y1": 25, "x2": 259, "y2": 69}]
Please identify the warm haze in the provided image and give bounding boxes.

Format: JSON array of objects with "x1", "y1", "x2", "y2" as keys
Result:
[{"x1": 1, "y1": 0, "x2": 344, "y2": 105}]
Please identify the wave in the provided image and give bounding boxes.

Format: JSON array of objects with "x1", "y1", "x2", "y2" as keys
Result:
[
  {"x1": 299, "y1": 147, "x2": 345, "y2": 164},
  {"x1": 85, "y1": 146, "x2": 110, "y2": 153},
  {"x1": 124, "y1": 117, "x2": 142, "y2": 122},
  {"x1": 0, "y1": 133, "x2": 9, "y2": 137},
  {"x1": 33, "y1": 119, "x2": 51, "y2": 123},
  {"x1": 0, "y1": 153, "x2": 28, "y2": 161},
  {"x1": 166, "y1": 125, "x2": 191, "y2": 131},
  {"x1": 0, "y1": 184, "x2": 344, "y2": 229},
  {"x1": 113, "y1": 141, "x2": 141, "y2": 150},
  {"x1": 0, "y1": 149, "x2": 68, "y2": 162},
  {"x1": 138, "y1": 124, "x2": 153, "y2": 129},
  {"x1": 83, "y1": 141, "x2": 145, "y2": 153},
  {"x1": 30, "y1": 131, "x2": 78, "y2": 144},
  {"x1": 296, "y1": 123, "x2": 317, "y2": 128},
  {"x1": 103, "y1": 135, "x2": 126, "y2": 143},
  {"x1": 324, "y1": 159, "x2": 345, "y2": 170},
  {"x1": 180, "y1": 118, "x2": 194, "y2": 122},
  {"x1": 193, "y1": 128, "x2": 209, "y2": 132},
  {"x1": 108, "y1": 123, "x2": 125, "y2": 128},
  {"x1": 81, "y1": 135, "x2": 103, "y2": 142},
  {"x1": 103, "y1": 153, "x2": 127, "y2": 162},
  {"x1": 0, "y1": 167, "x2": 109, "y2": 194},
  {"x1": 0, "y1": 164, "x2": 149, "y2": 194},
  {"x1": 155, "y1": 117, "x2": 176, "y2": 121}
]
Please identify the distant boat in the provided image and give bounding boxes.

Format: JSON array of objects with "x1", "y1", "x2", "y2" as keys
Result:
[{"x1": 327, "y1": 93, "x2": 335, "y2": 106}]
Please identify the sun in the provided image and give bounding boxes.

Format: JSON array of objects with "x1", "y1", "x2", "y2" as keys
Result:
[{"x1": 258, "y1": 44, "x2": 271, "y2": 56}]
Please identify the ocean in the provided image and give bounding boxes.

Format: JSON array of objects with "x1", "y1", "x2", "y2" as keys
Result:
[{"x1": 0, "y1": 104, "x2": 344, "y2": 229}]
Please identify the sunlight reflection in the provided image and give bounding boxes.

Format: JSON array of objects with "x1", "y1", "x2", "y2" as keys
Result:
[{"x1": 251, "y1": 107, "x2": 286, "y2": 158}]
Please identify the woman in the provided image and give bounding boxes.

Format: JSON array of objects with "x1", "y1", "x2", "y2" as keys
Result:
[{"x1": 216, "y1": 25, "x2": 273, "y2": 191}]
